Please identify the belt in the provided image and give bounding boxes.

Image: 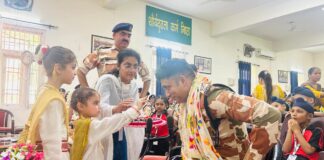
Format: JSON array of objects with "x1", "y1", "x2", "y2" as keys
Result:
[{"x1": 35, "y1": 140, "x2": 69, "y2": 152}]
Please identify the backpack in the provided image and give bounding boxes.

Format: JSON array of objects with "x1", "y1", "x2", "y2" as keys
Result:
[{"x1": 203, "y1": 83, "x2": 235, "y2": 148}]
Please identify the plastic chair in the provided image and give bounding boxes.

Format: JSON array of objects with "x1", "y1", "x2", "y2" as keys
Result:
[{"x1": 0, "y1": 109, "x2": 15, "y2": 134}]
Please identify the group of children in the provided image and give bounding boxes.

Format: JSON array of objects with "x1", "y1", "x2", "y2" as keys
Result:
[
  {"x1": 16, "y1": 44, "x2": 175, "y2": 160},
  {"x1": 252, "y1": 69, "x2": 324, "y2": 159},
  {"x1": 268, "y1": 87, "x2": 324, "y2": 159},
  {"x1": 17, "y1": 45, "x2": 150, "y2": 160},
  {"x1": 15, "y1": 43, "x2": 323, "y2": 160}
]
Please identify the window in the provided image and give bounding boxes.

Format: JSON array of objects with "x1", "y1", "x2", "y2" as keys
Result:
[
  {"x1": 1, "y1": 23, "x2": 44, "y2": 106},
  {"x1": 4, "y1": 58, "x2": 21, "y2": 104},
  {"x1": 29, "y1": 62, "x2": 39, "y2": 104}
]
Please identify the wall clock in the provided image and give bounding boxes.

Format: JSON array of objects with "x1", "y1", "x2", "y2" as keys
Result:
[{"x1": 5, "y1": 0, "x2": 33, "y2": 11}]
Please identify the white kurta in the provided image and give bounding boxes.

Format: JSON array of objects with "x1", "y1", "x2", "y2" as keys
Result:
[
  {"x1": 39, "y1": 100, "x2": 69, "y2": 160},
  {"x1": 82, "y1": 108, "x2": 139, "y2": 160},
  {"x1": 95, "y1": 74, "x2": 145, "y2": 160}
]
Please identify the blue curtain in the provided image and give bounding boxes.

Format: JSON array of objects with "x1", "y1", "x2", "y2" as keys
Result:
[
  {"x1": 156, "y1": 47, "x2": 172, "y2": 96},
  {"x1": 238, "y1": 61, "x2": 251, "y2": 96},
  {"x1": 290, "y1": 71, "x2": 298, "y2": 93}
]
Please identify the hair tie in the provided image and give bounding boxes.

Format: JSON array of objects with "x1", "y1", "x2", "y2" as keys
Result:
[{"x1": 35, "y1": 44, "x2": 49, "y2": 65}]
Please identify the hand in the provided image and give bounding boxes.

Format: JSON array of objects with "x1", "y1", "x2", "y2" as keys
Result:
[
  {"x1": 134, "y1": 96, "x2": 148, "y2": 111},
  {"x1": 113, "y1": 98, "x2": 134, "y2": 114},
  {"x1": 288, "y1": 119, "x2": 301, "y2": 133}
]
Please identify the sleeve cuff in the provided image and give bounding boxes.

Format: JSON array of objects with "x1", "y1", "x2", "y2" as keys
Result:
[
  {"x1": 78, "y1": 64, "x2": 90, "y2": 74},
  {"x1": 124, "y1": 108, "x2": 139, "y2": 119}
]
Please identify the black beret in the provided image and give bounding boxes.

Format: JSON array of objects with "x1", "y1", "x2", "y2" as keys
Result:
[
  {"x1": 292, "y1": 87, "x2": 316, "y2": 99},
  {"x1": 293, "y1": 98, "x2": 314, "y2": 114},
  {"x1": 112, "y1": 23, "x2": 133, "y2": 33}
]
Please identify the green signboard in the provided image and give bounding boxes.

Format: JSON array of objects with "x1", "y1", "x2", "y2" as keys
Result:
[{"x1": 146, "y1": 5, "x2": 192, "y2": 45}]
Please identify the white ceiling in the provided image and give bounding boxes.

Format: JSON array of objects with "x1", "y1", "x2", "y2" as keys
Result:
[{"x1": 243, "y1": 6, "x2": 324, "y2": 41}]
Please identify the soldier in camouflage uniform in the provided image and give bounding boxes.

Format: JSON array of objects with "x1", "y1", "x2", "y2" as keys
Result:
[
  {"x1": 77, "y1": 23, "x2": 150, "y2": 97},
  {"x1": 156, "y1": 59, "x2": 281, "y2": 160}
]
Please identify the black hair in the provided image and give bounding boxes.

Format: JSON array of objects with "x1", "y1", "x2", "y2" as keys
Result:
[
  {"x1": 74, "y1": 84, "x2": 81, "y2": 90},
  {"x1": 149, "y1": 94, "x2": 156, "y2": 100},
  {"x1": 70, "y1": 87, "x2": 98, "y2": 112},
  {"x1": 59, "y1": 88, "x2": 66, "y2": 93},
  {"x1": 156, "y1": 59, "x2": 195, "y2": 80},
  {"x1": 153, "y1": 96, "x2": 169, "y2": 115},
  {"x1": 36, "y1": 45, "x2": 76, "y2": 77},
  {"x1": 308, "y1": 67, "x2": 321, "y2": 76},
  {"x1": 258, "y1": 70, "x2": 273, "y2": 103},
  {"x1": 110, "y1": 48, "x2": 141, "y2": 77},
  {"x1": 154, "y1": 96, "x2": 169, "y2": 107}
]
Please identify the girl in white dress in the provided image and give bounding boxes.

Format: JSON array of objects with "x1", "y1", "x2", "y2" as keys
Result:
[
  {"x1": 18, "y1": 45, "x2": 77, "y2": 160},
  {"x1": 95, "y1": 49, "x2": 145, "y2": 160},
  {"x1": 70, "y1": 87, "x2": 144, "y2": 160}
]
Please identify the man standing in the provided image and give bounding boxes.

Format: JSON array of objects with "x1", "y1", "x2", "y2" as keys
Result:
[
  {"x1": 156, "y1": 59, "x2": 281, "y2": 160},
  {"x1": 77, "y1": 23, "x2": 150, "y2": 97}
]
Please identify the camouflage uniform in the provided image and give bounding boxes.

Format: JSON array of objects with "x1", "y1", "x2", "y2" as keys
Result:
[
  {"x1": 78, "y1": 46, "x2": 150, "y2": 82},
  {"x1": 190, "y1": 85, "x2": 281, "y2": 160}
]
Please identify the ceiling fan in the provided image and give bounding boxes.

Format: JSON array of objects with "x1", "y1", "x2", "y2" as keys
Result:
[{"x1": 199, "y1": 0, "x2": 236, "y2": 6}]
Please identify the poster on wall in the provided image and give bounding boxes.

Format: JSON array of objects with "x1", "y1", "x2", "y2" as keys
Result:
[
  {"x1": 194, "y1": 55, "x2": 212, "y2": 74},
  {"x1": 91, "y1": 35, "x2": 113, "y2": 52},
  {"x1": 278, "y1": 70, "x2": 289, "y2": 83},
  {"x1": 146, "y1": 5, "x2": 192, "y2": 45}
]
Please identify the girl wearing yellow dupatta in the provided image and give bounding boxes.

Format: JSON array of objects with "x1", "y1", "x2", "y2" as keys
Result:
[
  {"x1": 252, "y1": 70, "x2": 285, "y2": 103},
  {"x1": 70, "y1": 88, "x2": 143, "y2": 160},
  {"x1": 18, "y1": 45, "x2": 77, "y2": 160}
]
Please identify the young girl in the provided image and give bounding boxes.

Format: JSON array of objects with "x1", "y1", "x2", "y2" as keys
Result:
[
  {"x1": 150, "y1": 96, "x2": 169, "y2": 155},
  {"x1": 252, "y1": 70, "x2": 285, "y2": 103},
  {"x1": 95, "y1": 48, "x2": 145, "y2": 160},
  {"x1": 282, "y1": 98, "x2": 323, "y2": 160},
  {"x1": 143, "y1": 95, "x2": 156, "y2": 116},
  {"x1": 70, "y1": 87, "x2": 143, "y2": 160},
  {"x1": 18, "y1": 45, "x2": 77, "y2": 159}
]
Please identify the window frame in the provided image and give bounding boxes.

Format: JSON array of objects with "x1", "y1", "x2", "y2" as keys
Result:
[{"x1": 0, "y1": 23, "x2": 45, "y2": 108}]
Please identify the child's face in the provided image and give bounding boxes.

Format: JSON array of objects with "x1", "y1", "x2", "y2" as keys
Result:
[
  {"x1": 119, "y1": 56, "x2": 138, "y2": 84},
  {"x1": 290, "y1": 106, "x2": 311, "y2": 124},
  {"x1": 59, "y1": 62, "x2": 77, "y2": 85},
  {"x1": 155, "y1": 99, "x2": 166, "y2": 112},
  {"x1": 271, "y1": 102, "x2": 285, "y2": 113},
  {"x1": 80, "y1": 94, "x2": 100, "y2": 117}
]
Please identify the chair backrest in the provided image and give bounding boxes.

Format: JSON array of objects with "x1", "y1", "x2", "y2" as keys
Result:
[
  {"x1": 0, "y1": 109, "x2": 14, "y2": 128},
  {"x1": 309, "y1": 117, "x2": 324, "y2": 150},
  {"x1": 310, "y1": 117, "x2": 324, "y2": 131}
]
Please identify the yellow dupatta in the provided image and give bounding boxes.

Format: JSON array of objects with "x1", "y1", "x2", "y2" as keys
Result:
[
  {"x1": 18, "y1": 84, "x2": 69, "y2": 144},
  {"x1": 71, "y1": 117, "x2": 91, "y2": 160},
  {"x1": 179, "y1": 75, "x2": 222, "y2": 160}
]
